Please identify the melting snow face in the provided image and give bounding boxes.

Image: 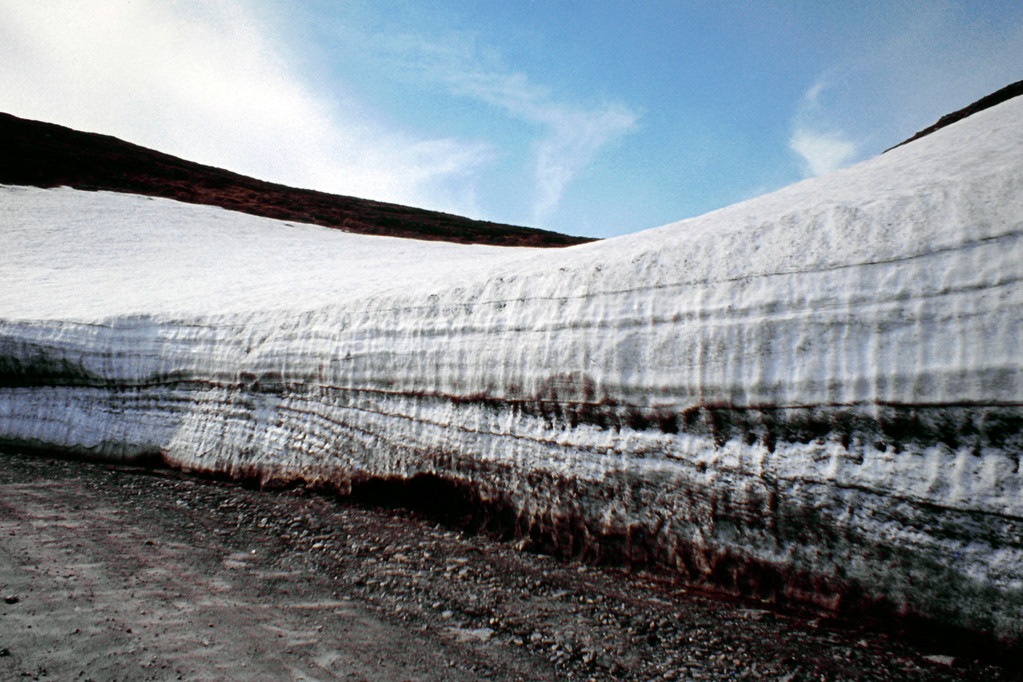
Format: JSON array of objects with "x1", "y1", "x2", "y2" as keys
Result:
[{"x1": 2, "y1": 98, "x2": 1022, "y2": 643}]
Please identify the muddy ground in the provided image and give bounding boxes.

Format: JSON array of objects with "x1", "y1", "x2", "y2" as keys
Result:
[{"x1": 0, "y1": 448, "x2": 1017, "y2": 681}]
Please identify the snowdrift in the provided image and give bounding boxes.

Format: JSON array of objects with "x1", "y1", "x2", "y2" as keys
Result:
[{"x1": 2, "y1": 97, "x2": 1022, "y2": 644}]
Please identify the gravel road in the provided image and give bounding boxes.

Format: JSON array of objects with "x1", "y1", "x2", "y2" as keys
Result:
[{"x1": 0, "y1": 448, "x2": 1015, "y2": 681}]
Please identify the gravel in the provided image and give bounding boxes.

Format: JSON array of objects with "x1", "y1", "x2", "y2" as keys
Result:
[{"x1": 0, "y1": 448, "x2": 1016, "y2": 680}]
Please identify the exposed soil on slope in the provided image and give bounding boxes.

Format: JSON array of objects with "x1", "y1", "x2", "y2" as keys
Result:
[
  {"x1": 0, "y1": 112, "x2": 592, "y2": 248},
  {"x1": 1, "y1": 449, "x2": 1016, "y2": 681}
]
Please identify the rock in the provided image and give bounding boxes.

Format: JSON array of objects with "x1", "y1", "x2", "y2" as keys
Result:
[
  {"x1": 923, "y1": 654, "x2": 956, "y2": 667},
  {"x1": 445, "y1": 627, "x2": 494, "y2": 643}
]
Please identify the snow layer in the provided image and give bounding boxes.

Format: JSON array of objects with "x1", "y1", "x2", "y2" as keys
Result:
[{"x1": 2, "y1": 98, "x2": 1022, "y2": 642}]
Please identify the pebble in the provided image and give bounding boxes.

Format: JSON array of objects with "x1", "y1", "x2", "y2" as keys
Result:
[
  {"x1": 446, "y1": 627, "x2": 494, "y2": 643},
  {"x1": 923, "y1": 654, "x2": 956, "y2": 666}
]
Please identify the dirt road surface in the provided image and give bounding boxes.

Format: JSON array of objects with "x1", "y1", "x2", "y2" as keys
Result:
[{"x1": 0, "y1": 448, "x2": 1015, "y2": 681}]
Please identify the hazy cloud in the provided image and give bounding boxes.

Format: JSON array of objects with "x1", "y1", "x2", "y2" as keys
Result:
[{"x1": 0, "y1": 0, "x2": 494, "y2": 215}]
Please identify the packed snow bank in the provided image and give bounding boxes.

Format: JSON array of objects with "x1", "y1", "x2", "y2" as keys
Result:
[{"x1": 2, "y1": 97, "x2": 1022, "y2": 643}]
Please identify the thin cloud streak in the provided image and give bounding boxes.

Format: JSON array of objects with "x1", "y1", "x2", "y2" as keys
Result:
[
  {"x1": 374, "y1": 32, "x2": 640, "y2": 224},
  {"x1": 530, "y1": 104, "x2": 638, "y2": 223}
]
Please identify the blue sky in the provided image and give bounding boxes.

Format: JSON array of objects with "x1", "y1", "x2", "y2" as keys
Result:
[{"x1": 2, "y1": 1, "x2": 1022, "y2": 237}]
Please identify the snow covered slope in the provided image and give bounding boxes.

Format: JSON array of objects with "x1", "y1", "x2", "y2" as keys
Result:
[{"x1": 2, "y1": 97, "x2": 1022, "y2": 643}]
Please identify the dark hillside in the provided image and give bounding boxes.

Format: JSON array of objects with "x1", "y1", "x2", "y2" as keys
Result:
[
  {"x1": 0, "y1": 112, "x2": 593, "y2": 248},
  {"x1": 886, "y1": 78, "x2": 1023, "y2": 151}
]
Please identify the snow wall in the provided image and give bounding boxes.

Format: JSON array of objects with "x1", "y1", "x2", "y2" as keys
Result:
[{"x1": 2, "y1": 98, "x2": 1022, "y2": 644}]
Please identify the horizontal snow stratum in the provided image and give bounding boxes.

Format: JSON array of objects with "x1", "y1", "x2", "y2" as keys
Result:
[{"x1": 2, "y1": 97, "x2": 1022, "y2": 644}]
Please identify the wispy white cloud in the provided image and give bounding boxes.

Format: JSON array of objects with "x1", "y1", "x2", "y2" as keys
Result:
[
  {"x1": 370, "y1": 31, "x2": 639, "y2": 224},
  {"x1": 789, "y1": 77, "x2": 858, "y2": 177},
  {"x1": 789, "y1": 128, "x2": 857, "y2": 177},
  {"x1": 530, "y1": 103, "x2": 637, "y2": 223},
  {"x1": 0, "y1": 0, "x2": 493, "y2": 215}
]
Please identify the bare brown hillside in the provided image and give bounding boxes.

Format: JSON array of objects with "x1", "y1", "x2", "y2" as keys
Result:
[
  {"x1": 0, "y1": 112, "x2": 593, "y2": 248},
  {"x1": 886, "y1": 78, "x2": 1023, "y2": 151}
]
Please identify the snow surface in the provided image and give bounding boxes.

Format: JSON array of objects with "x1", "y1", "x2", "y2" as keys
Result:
[{"x1": 2, "y1": 97, "x2": 1022, "y2": 641}]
